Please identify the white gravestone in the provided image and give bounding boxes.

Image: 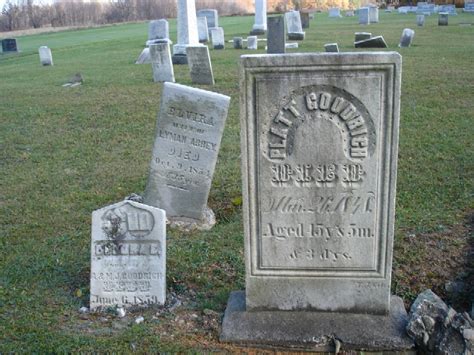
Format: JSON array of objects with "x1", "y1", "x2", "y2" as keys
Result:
[
  {"x1": 250, "y1": 0, "x2": 267, "y2": 35},
  {"x1": 144, "y1": 82, "x2": 230, "y2": 224},
  {"x1": 39, "y1": 46, "x2": 53, "y2": 66},
  {"x1": 416, "y1": 14, "x2": 425, "y2": 26},
  {"x1": 220, "y1": 52, "x2": 411, "y2": 352},
  {"x1": 197, "y1": 17, "x2": 209, "y2": 43},
  {"x1": 149, "y1": 19, "x2": 169, "y2": 41},
  {"x1": 369, "y1": 6, "x2": 379, "y2": 23},
  {"x1": 173, "y1": 0, "x2": 201, "y2": 64},
  {"x1": 285, "y1": 11, "x2": 305, "y2": 40},
  {"x1": 247, "y1": 36, "x2": 258, "y2": 50},
  {"x1": 186, "y1": 46, "x2": 215, "y2": 85},
  {"x1": 359, "y1": 7, "x2": 370, "y2": 24},
  {"x1": 210, "y1": 27, "x2": 225, "y2": 49},
  {"x1": 197, "y1": 9, "x2": 218, "y2": 34},
  {"x1": 136, "y1": 48, "x2": 151, "y2": 64},
  {"x1": 399, "y1": 28, "x2": 415, "y2": 48},
  {"x1": 329, "y1": 7, "x2": 342, "y2": 17},
  {"x1": 150, "y1": 43, "x2": 175, "y2": 83},
  {"x1": 90, "y1": 200, "x2": 166, "y2": 310}
]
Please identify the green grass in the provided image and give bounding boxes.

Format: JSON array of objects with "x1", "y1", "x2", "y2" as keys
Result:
[{"x1": 1, "y1": 12, "x2": 473, "y2": 351}]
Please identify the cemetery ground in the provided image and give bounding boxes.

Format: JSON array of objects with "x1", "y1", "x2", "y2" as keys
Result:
[{"x1": 1, "y1": 12, "x2": 473, "y2": 352}]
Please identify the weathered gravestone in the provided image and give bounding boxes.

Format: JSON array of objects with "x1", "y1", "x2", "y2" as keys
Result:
[
  {"x1": 285, "y1": 11, "x2": 305, "y2": 40},
  {"x1": 439, "y1": 12, "x2": 449, "y2": 25},
  {"x1": 149, "y1": 19, "x2": 169, "y2": 42},
  {"x1": 439, "y1": 4, "x2": 457, "y2": 15},
  {"x1": 399, "y1": 28, "x2": 415, "y2": 48},
  {"x1": 355, "y1": 35, "x2": 387, "y2": 48},
  {"x1": 247, "y1": 36, "x2": 258, "y2": 50},
  {"x1": 300, "y1": 11, "x2": 310, "y2": 28},
  {"x1": 220, "y1": 52, "x2": 413, "y2": 352},
  {"x1": 345, "y1": 10, "x2": 355, "y2": 16},
  {"x1": 210, "y1": 27, "x2": 225, "y2": 49},
  {"x1": 38, "y1": 46, "x2": 53, "y2": 66},
  {"x1": 324, "y1": 43, "x2": 339, "y2": 52},
  {"x1": 369, "y1": 6, "x2": 379, "y2": 23},
  {"x1": 136, "y1": 48, "x2": 151, "y2": 64},
  {"x1": 359, "y1": 7, "x2": 370, "y2": 24},
  {"x1": 150, "y1": 43, "x2": 175, "y2": 83},
  {"x1": 2, "y1": 38, "x2": 18, "y2": 52},
  {"x1": 144, "y1": 82, "x2": 230, "y2": 228},
  {"x1": 197, "y1": 17, "x2": 209, "y2": 43},
  {"x1": 233, "y1": 37, "x2": 244, "y2": 49},
  {"x1": 173, "y1": 0, "x2": 201, "y2": 64},
  {"x1": 267, "y1": 15, "x2": 286, "y2": 54},
  {"x1": 464, "y1": 1, "x2": 474, "y2": 12},
  {"x1": 329, "y1": 7, "x2": 342, "y2": 18},
  {"x1": 355, "y1": 32, "x2": 372, "y2": 41},
  {"x1": 186, "y1": 45, "x2": 214, "y2": 85},
  {"x1": 250, "y1": 0, "x2": 267, "y2": 35},
  {"x1": 90, "y1": 200, "x2": 166, "y2": 310},
  {"x1": 197, "y1": 9, "x2": 218, "y2": 34},
  {"x1": 416, "y1": 14, "x2": 425, "y2": 26}
]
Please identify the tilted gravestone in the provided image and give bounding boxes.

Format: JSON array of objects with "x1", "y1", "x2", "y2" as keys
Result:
[
  {"x1": 148, "y1": 19, "x2": 169, "y2": 41},
  {"x1": 247, "y1": 36, "x2": 258, "y2": 50},
  {"x1": 150, "y1": 43, "x2": 175, "y2": 83},
  {"x1": 39, "y1": 46, "x2": 53, "y2": 66},
  {"x1": 136, "y1": 48, "x2": 151, "y2": 64},
  {"x1": 90, "y1": 200, "x2": 166, "y2": 310},
  {"x1": 2, "y1": 38, "x2": 18, "y2": 52},
  {"x1": 144, "y1": 82, "x2": 230, "y2": 227},
  {"x1": 438, "y1": 12, "x2": 449, "y2": 26},
  {"x1": 233, "y1": 37, "x2": 244, "y2": 49},
  {"x1": 210, "y1": 27, "x2": 225, "y2": 49},
  {"x1": 251, "y1": 0, "x2": 267, "y2": 35},
  {"x1": 197, "y1": 9, "x2": 218, "y2": 34},
  {"x1": 220, "y1": 52, "x2": 413, "y2": 352},
  {"x1": 359, "y1": 7, "x2": 370, "y2": 24},
  {"x1": 355, "y1": 32, "x2": 372, "y2": 41},
  {"x1": 324, "y1": 43, "x2": 339, "y2": 52},
  {"x1": 355, "y1": 35, "x2": 387, "y2": 48},
  {"x1": 267, "y1": 16, "x2": 286, "y2": 54},
  {"x1": 173, "y1": 0, "x2": 201, "y2": 64},
  {"x1": 417, "y1": 14, "x2": 425, "y2": 26},
  {"x1": 285, "y1": 11, "x2": 305, "y2": 40},
  {"x1": 399, "y1": 28, "x2": 415, "y2": 48},
  {"x1": 197, "y1": 17, "x2": 209, "y2": 43},
  {"x1": 186, "y1": 45, "x2": 215, "y2": 85}
]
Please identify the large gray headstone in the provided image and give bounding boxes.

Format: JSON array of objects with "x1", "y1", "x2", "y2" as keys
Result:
[
  {"x1": 2, "y1": 38, "x2": 18, "y2": 52},
  {"x1": 144, "y1": 82, "x2": 230, "y2": 221},
  {"x1": 416, "y1": 14, "x2": 425, "y2": 26},
  {"x1": 39, "y1": 46, "x2": 53, "y2": 66},
  {"x1": 285, "y1": 11, "x2": 305, "y2": 40},
  {"x1": 148, "y1": 19, "x2": 169, "y2": 41},
  {"x1": 210, "y1": 27, "x2": 225, "y2": 49},
  {"x1": 359, "y1": 7, "x2": 370, "y2": 24},
  {"x1": 438, "y1": 12, "x2": 449, "y2": 26},
  {"x1": 173, "y1": 0, "x2": 201, "y2": 63},
  {"x1": 197, "y1": 17, "x2": 209, "y2": 43},
  {"x1": 267, "y1": 16, "x2": 286, "y2": 54},
  {"x1": 399, "y1": 28, "x2": 415, "y2": 48},
  {"x1": 150, "y1": 43, "x2": 175, "y2": 83},
  {"x1": 90, "y1": 200, "x2": 166, "y2": 310},
  {"x1": 186, "y1": 45, "x2": 214, "y2": 85},
  {"x1": 196, "y1": 9, "x2": 218, "y2": 30},
  {"x1": 251, "y1": 0, "x2": 267, "y2": 35}
]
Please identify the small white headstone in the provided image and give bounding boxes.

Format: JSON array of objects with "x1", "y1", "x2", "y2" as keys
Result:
[
  {"x1": 416, "y1": 14, "x2": 425, "y2": 26},
  {"x1": 210, "y1": 27, "x2": 225, "y2": 49},
  {"x1": 399, "y1": 28, "x2": 415, "y2": 47},
  {"x1": 247, "y1": 36, "x2": 258, "y2": 50},
  {"x1": 285, "y1": 11, "x2": 305, "y2": 40},
  {"x1": 197, "y1": 17, "x2": 209, "y2": 43},
  {"x1": 369, "y1": 6, "x2": 379, "y2": 23},
  {"x1": 148, "y1": 19, "x2": 169, "y2": 41},
  {"x1": 150, "y1": 43, "x2": 175, "y2": 82},
  {"x1": 39, "y1": 46, "x2": 53, "y2": 66}
]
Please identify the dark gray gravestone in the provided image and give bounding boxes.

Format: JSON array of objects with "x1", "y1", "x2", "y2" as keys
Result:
[
  {"x1": 233, "y1": 37, "x2": 243, "y2": 49},
  {"x1": 267, "y1": 16, "x2": 286, "y2": 54},
  {"x1": 300, "y1": 11, "x2": 310, "y2": 28},
  {"x1": 438, "y1": 12, "x2": 449, "y2": 26},
  {"x1": 355, "y1": 35, "x2": 387, "y2": 48},
  {"x1": 2, "y1": 38, "x2": 18, "y2": 52}
]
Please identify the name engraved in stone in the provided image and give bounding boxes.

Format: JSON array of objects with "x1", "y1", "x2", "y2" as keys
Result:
[
  {"x1": 167, "y1": 106, "x2": 215, "y2": 126},
  {"x1": 263, "y1": 223, "x2": 374, "y2": 241},
  {"x1": 94, "y1": 241, "x2": 162, "y2": 256}
]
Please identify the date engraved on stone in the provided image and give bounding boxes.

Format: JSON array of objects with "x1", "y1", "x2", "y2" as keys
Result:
[{"x1": 288, "y1": 248, "x2": 352, "y2": 262}]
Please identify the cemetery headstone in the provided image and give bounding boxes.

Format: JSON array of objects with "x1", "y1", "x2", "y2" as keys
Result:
[
  {"x1": 359, "y1": 7, "x2": 370, "y2": 24},
  {"x1": 345, "y1": 10, "x2": 355, "y2": 16},
  {"x1": 355, "y1": 35, "x2": 387, "y2": 48},
  {"x1": 173, "y1": 0, "x2": 201, "y2": 64},
  {"x1": 355, "y1": 32, "x2": 372, "y2": 41},
  {"x1": 267, "y1": 15, "x2": 286, "y2": 54},
  {"x1": 186, "y1": 45, "x2": 215, "y2": 85},
  {"x1": 197, "y1": 9, "x2": 218, "y2": 34},
  {"x1": 464, "y1": 1, "x2": 474, "y2": 12},
  {"x1": 2, "y1": 38, "x2": 18, "y2": 52},
  {"x1": 285, "y1": 11, "x2": 305, "y2": 40},
  {"x1": 210, "y1": 27, "x2": 225, "y2": 49},
  {"x1": 438, "y1": 12, "x2": 449, "y2": 26},
  {"x1": 221, "y1": 52, "x2": 412, "y2": 352},
  {"x1": 233, "y1": 37, "x2": 244, "y2": 49},
  {"x1": 136, "y1": 48, "x2": 151, "y2": 64},
  {"x1": 250, "y1": 0, "x2": 267, "y2": 35},
  {"x1": 417, "y1": 2, "x2": 435, "y2": 15},
  {"x1": 399, "y1": 28, "x2": 415, "y2": 47},
  {"x1": 369, "y1": 6, "x2": 379, "y2": 23},
  {"x1": 439, "y1": 5, "x2": 457, "y2": 15},
  {"x1": 38, "y1": 46, "x2": 53, "y2": 66},
  {"x1": 144, "y1": 82, "x2": 230, "y2": 226},
  {"x1": 197, "y1": 17, "x2": 209, "y2": 43},
  {"x1": 300, "y1": 11, "x2": 310, "y2": 28},
  {"x1": 329, "y1": 7, "x2": 342, "y2": 18},
  {"x1": 416, "y1": 14, "x2": 425, "y2": 26},
  {"x1": 90, "y1": 200, "x2": 166, "y2": 310},
  {"x1": 285, "y1": 42, "x2": 298, "y2": 49},
  {"x1": 247, "y1": 36, "x2": 258, "y2": 50},
  {"x1": 150, "y1": 43, "x2": 175, "y2": 83},
  {"x1": 324, "y1": 43, "x2": 339, "y2": 52},
  {"x1": 149, "y1": 19, "x2": 169, "y2": 41}
]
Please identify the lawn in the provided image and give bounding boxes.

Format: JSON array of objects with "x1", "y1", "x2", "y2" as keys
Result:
[{"x1": 0, "y1": 11, "x2": 473, "y2": 352}]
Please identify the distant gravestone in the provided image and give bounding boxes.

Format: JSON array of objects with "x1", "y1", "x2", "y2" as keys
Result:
[
  {"x1": 251, "y1": 0, "x2": 267, "y2": 35},
  {"x1": 197, "y1": 9, "x2": 218, "y2": 33},
  {"x1": 417, "y1": 14, "x2": 425, "y2": 26},
  {"x1": 329, "y1": 7, "x2": 342, "y2": 17},
  {"x1": 2, "y1": 38, "x2": 18, "y2": 52},
  {"x1": 345, "y1": 10, "x2": 355, "y2": 16},
  {"x1": 285, "y1": 42, "x2": 298, "y2": 49},
  {"x1": 369, "y1": 6, "x2": 379, "y2": 23},
  {"x1": 38, "y1": 46, "x2": 53, "y2": 66},
  {"x1": 267, "y1": 16, "x2": 286, "y2": 54},
  {"x1": 355, "y1": 35, "x2": 387, "y2": 48},
  {"x1": 90, "y1": 200, "x2": 166, "y2": 310},
  {"x1": 144, "y1": 82, "x2": 231, "y2": 225},
  {"x1": 439, "y1": 4, "x2": 457, "y2": 15},
  {"x1": 399, "y1": 28, "x2": 415, "y2": 47},
  {"x1": 197, "y1": 17, "x2": 209, "y2": 43},
  {"x1": 173, "y1": 0, "x2": 201, "y2": 64},
  {"x1": 221, "y1": 53, "x2": 411, "y2": 352},
  {"x1": 247, "y1": 36, "x2": 258, "y2": 50},
  {"x1": 300, "y1": 11, "x2": 310, "y2": 28},
  {"x1": 285, "y1": 11, "x2": 305, "y2": 40},
  {"x1": 186, "y1": 45, "x2": 215, "y2": 85},
  {"x1": 464, "y1": 1, "x2": 474, "y2": 12},
  {"x1": 233, "y1": 37, "x2": 244, "y2": 49},
  {"x1": 438, "y1": 12, "x2": 449, "y2": 26},
  {"x1": 359, "y1": 7, "x2": 370, "y2": 24},
  {"x1": 136, "y1": 48, "x2": 151, "y2": 64},
  {"x1": 148, "y1": 19, "x2": 169, "y2": 41},
  {"x1": 210, "y1": 27, "x2": 225, "y2": 49},
  {"x1": 150, "y1": 43, "x2": 175, "y2": 83},
  {"x1": 324, "y1": 43, "x2": 339, "y2": 52},
  {"x1": 355, "y1": 32, "x2": 372, "y2": 41}
]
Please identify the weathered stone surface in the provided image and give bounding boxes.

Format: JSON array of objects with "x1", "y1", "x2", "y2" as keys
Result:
[
  {"x1": 150, "y1": 42, "x2": 175, "y2": 82},
  {"x1": 2, "y1": 38, "x2": 18, "y2": 52},
  {"x1": 285, "y1": 11, "x2": 305, "y2": 40},
  {"x1": 237, "y1": 52, "x2": 401, "y2": 314},
  {"x1": 355, "y1": 31, "x2": 372, "y2": 41},
  {"x1": 197, "y1": 17, "x2": 209, "y2": 43},
  {"x1": 247, "y1": 36, "x2": 258, "y2": 50},
  {"x1": 38, "y1": 46, "x2": 53, "y2": 66},
  {"x1": 210, "y1": 27, "x2": 225, "y2": 49},
  {"x1": 186, "y1": 45, "x2": 214, "y2": 85},
  {"x1": 300, "y1": 11, "x2": 310, "y2": 28},
  {"x1": 345, "y1": 10, "x2": 355, "y2": 16},
  {"x1": 329, "y1": 7, "x2": 342, "y2": 18},
  {"x1": 439, "y1": 4, "x2": 457, "y2": 15},
  {"x1": 417, "y1": 14, "x2": 425, "y2": 26},
  {"x1": 233, "y1": 37, "x2": 243, "y2": 49},
  {"x1": 399, "y1": 28, "x2": 415, "y2": 48},
  {"x1": 439, "y1": 12, "x2": 449, "y2": 26},
  {"x1": 250, "y1": 0, "x2": 267, "y2": 35},
  {"x1": 136, "y1": 47, "x2": 151, "y2": 64},
  {"x1": 464, "y1": 1, "x2": 474, "y2": 12},
  {"x1": 359, "y1": 7, "x2": 370, "y2": 24},
  {"x1": 90, "y1": 200, "x2": 166, "y2": 310},
  {"x1": 221, "y1": 291, "x2": 415, "y2": 352},
  {"x1": 369, "y1": 6, "x2": 379, "y2": 23},
  {"x1": 285, "y1": 42, "x2": 298, "y2": 49},
  {"x1": 144, "y1": 82, "x2": 230, "y2": 221},
  {"x1": 407, "y1": 289, "x2": 474, "y2": 355},
  {"x1": 196, "y1": 9, "x2": 218, "y2": 31},
  {"x1": 173, "y1": 0, "x2": 201, "y2": 62},
  {"x1": 267, "y1": 16, "x2": 286, "y2": 54},
  {"x1": 324, "y1": 43, "x2": 339, "y2": 52},
  {"x1": 355, "y1": 35, "x2": 387, "y2": 48},
  {"x1": 148, "y1": 19, "x2": 169, "y2": 41}
]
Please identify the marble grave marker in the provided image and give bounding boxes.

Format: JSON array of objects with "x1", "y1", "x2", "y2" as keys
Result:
[
  {"x1": 359, "y1": 7, "x2": 370, "y2": 24},
  {"x1": 173, "y1": 0, "x2": 201, "y2": 64},
  {"x1": 285, "y1": 11, "x2": 305, "y2": 40},
  {"x1": 438, "y1": 12, "x2": 449, "y2": 26},
  {"x1": 247, "y1": 36, "x2": 258, "y2": 50},
  {"x1": 197, "y1": 16, "x2": 209, "y2": 43},
  {"x1": 186, "y1": 45, "x2": 215, "y2": 85},
  {"x1": 148, "y1": 19, "x2": 169, "y2": 41},
  {"x1": 416, "y1": 14, "x2": 425, "y2": 26},
  {"x1": 250, "y1": 0, "x2": 267, "y2": 35},
  {"x1": 197, "y1": 9, "x2": 218, "y2": 34},
  {"x1": 399, "y1": 28, "x2": 415, "y2": 48},
  {"x1": 39, "y1": 46, "x2": 53, "y2": 66},
  {"x1": 150, "y1": 43, "x2": 175, "y2": 82},
  {"x1": 210, "y1": 27, "x2": 225, "y2": 49}
]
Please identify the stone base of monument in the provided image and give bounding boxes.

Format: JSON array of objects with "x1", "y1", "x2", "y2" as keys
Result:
[
  {"x1": 172, "y1": 54, "x2": 188, "y2": 65},
  {"x1": 249, "y1": 29, "x2": 266, "y2": 35},
  {"x1": 287, "y1": 32, "x2": 305, "y2": 40},
  {"x1": 167, "y1": 206, "x2": 216, "y2": 231},
  {"x1": 220, "y1": 291, "x2": 415, "y2": 353}
]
